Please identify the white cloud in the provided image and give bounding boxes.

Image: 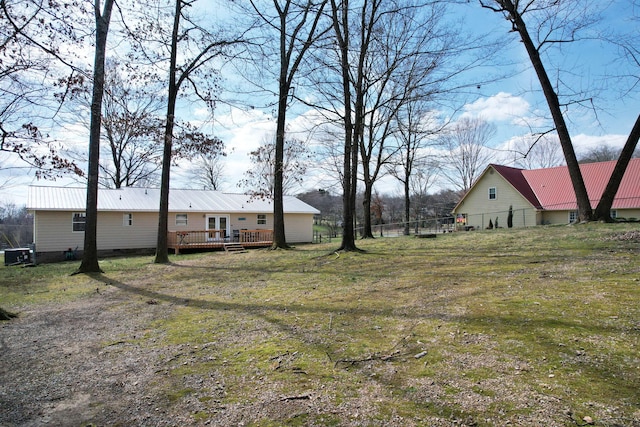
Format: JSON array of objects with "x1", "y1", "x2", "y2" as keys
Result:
[
  {"x1": 572, "y1": 133, "x2": 627, "y2": 153},
  {"x1": 461, "y1": 92, "x2": 532, "y2": 124}
]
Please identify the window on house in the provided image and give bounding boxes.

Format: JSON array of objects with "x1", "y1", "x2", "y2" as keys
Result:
[
  {"x1": 257, "y1": 214, "x2": 267, "y2": 225},
  {"x1": 123, "y1": 213, "x2": 133, "y2": 226},
  {"x1": 569, "y1": 211, "x2": 577, "y2": 223},
  {"x1": 610, "y1": 210, "x2": 617, "y2": 219},
  {"x1": 488, "y1": 187, "x2": 497, "y2": 200},
  {"x1": 72, "y1": 212, "x2": 86, "y2": 232},
  {"x1": 176, "y1": 214, "x2": 188, "y2": 226}
]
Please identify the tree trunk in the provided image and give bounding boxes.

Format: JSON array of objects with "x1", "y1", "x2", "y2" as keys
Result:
[
  {"x1": 361, "y1": 179, "x2": 374, "y2": 239},
  {"x1": 593, "y1": 114, "x2": 640, "y2": 221},
  {"x1": 272, "y1": 100, "x2": 288, "y2": 249},
  {"x1": 271, "y1": 21, "x2": 290, "y2": 250},
  {"x1": 403, "y1": 176, "x2": 411, "y2": 235},
  {"x1": 265, "y1": 0, "x2": 327, "y2": 250},
  {"x1": 331, "y1": 0, "x2": 359, "y2": 252},
  {"x1": 154, "y1": 0, "x2": 181, "y2": 264},
  {"x1": 77, "y1": 0, "x2": 115, "y2": 274},
  {"x1": 502, "y1": 0, "x2": 592, "y2": 222}
]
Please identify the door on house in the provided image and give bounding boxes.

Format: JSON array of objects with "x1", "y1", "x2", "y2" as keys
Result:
[{"x1": 206, "y1": 215, "x2": 229, "y2": 241}]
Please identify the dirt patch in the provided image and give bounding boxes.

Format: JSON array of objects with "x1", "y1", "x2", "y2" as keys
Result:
[
  {"x1": 604, "y1": 230, "x2": 640, "y2": 242},
  {"x1": 1, "y1": 288, "x2": 392, "y2": 426},
  {"x1": 0, "y1": 289, "x2": 186, "y2": 426}
]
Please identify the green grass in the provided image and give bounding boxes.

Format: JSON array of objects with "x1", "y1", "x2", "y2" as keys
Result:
[{"x1": 2, "y1": 223, "x2": 639, "y2": 426}]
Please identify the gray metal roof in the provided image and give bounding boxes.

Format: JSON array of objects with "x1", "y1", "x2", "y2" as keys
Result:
[{"x1": 27, "y1": 186, "x2": 320, "y2": 214}]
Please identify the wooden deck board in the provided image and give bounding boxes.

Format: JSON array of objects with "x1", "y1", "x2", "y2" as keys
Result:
[{"x1": 167, "y1": 229, "x2": 273, "y2": 254}]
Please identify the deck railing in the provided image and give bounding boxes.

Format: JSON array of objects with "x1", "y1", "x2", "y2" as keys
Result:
[
  {"x1": 237, "y1": 229, "x2": 273, "y2": 243},
  {"x1": 167, "y1": 229, "x2": 273, "y2": 254}
]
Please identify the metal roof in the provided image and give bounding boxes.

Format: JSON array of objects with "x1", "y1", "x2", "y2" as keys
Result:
[
  {"x1": 27, "y1": 186, "x2": 320, "y2": 214},
  {"x1": 491, "y1": 164, "x2": 543, "y2": 209},
  {"x1": 523, "y1": 158, "x2": 640, "y2": 210}
]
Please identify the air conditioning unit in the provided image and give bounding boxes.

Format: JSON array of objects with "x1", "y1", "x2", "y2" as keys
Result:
[{"x1": 4, "y1": 248, "x2": 31, "y2": 266}]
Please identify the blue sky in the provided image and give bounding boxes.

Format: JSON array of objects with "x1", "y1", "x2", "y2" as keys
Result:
[{"x1": 1, "y1": 0, "x2": 638, "y2": 205}]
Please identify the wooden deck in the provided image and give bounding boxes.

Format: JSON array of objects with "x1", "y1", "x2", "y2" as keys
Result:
[{"x1": 167, "y1": 229, "x2": 273, "y2": 254}]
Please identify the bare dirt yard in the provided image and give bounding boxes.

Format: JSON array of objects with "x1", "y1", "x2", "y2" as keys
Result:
[{"x1": 1, "y1": 226, "x2": 639, "y2": 426}]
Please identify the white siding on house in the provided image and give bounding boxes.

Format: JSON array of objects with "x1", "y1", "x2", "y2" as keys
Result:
[
  {"x1": 33, "y1": 211, "x2": 85, "y2": 253},
  {"x1": 453, "y1": 162, "x2": 640, "y2": 228},
  {"x1": 167, "y1": 212, "x2": 313, "y2": 242},
  {"x1": 540, "y1": 210, "x2": 573, "y2": 225},
  {"x1": 617, "y1": 209, "x2": 640, "y2": 220},
  {"x1": 453, "y1": 169, "x2": 537, "y2": 229},
  {"x1": 283, "y1": 213, "x2": 314, "y2": 243},
  {"x1": 540, "y1": 208, "x2": 640, "y2": 225},
  {"x1": 229, "y1": 213, "x2": 271, "y2": 232},
  {"x1": 34, "y1": 211, "x2": 158, "y2": 253},
  {"x1": 96, "y1": 211, "x2": 158, "y2": 250},
  {"x1": 34, "y1": 210, "x2": 316, "y2": 255},
  {"x1": 28, "y1": 187, "x2": 320, "y2": 259}
]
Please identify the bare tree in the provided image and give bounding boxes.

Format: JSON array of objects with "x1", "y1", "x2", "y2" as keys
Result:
[
  {"x1": 0, "y1": 0, "x2": 83, "y2": 180},
  {"x1": 187, "y1": 153, "x2": 227, "y2": 190},
  {"x1": 312, "y1": 0, "x2": 497, "y2": 245},
  {"x1": 99, "y1": 62, "x2": 164, "y2": 188},
  {"x1": 578, "y1": 143, "x2": 640, "y2": 164},
  {"x1": 410, "y1": 167, "x2": 439, "y2": 234},
  {"x1": 0, "y1": 202, "x2": 32, "y2": 248},
  {"x1": 439, "y1": 116, "x2": 495, "y2": 192},
  {"x1": 480, "y1": 1, "x2": 639, "y2": 222},
  {"x1": 357, "y1": 1, "x2": 452, "y2": 239},
  {"x1": 77, "y1": 0, "x2": 116, "y2": 274},
  {"x1": 326, "y1": 0, "x2": 360, "y2": 252},
  {"x1": 240, "y1": 133, "x2": 311, "y2": 199},
  {"x1": 121, "y1": 0, "x2": 240, "y2": 263},
  {"x1": 389, "y1": 101, "x2": 442, "y2": 235},
  {"x1": 593, "y1": 114, "x2": 640, "y2": 221},
  {"x1": 509, "y1": 133, "x2": 564, "y2": 169},
  {"x1": 239, "y1": 0, "x2": 329, "y2": 249}
]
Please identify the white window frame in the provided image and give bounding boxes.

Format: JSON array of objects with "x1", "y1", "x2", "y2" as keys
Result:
[
  {"x1": 72, "y1": 212, "x2": 86, "y2": 232},
  {"x1": 123, "y1": 213, "x2": 133, "y2": 226},
  {"x1": 569, "y1": 211, "x2": 578, "y2": 223},
  {"x1": 176, "y1": 213, "x2": 188, "y2": 226},
  {"x1": 488, "y1": 187, "x2": 497, "y2": 200},
  {"x1": 610, "y1": 210, "x2": 617, "y2": 219},
  {"x1": 257, "y1": 214, "x2": 267, "y2": 225}
]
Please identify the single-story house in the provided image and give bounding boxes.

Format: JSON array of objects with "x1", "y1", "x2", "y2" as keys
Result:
[
  {"x1": 452, "y1": 158, "x2": 640, "y2": 229},
  {"x1": 27, "y1": 186, "x2": 320, "y2": 262}
]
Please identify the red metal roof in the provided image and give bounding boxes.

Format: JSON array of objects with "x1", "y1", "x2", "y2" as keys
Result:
[
  {"x1": 491, "y1": 164, "x2": 542, "y2": 209},
  {"x1": 518, "y1": 158, "x2": 640, "y2": 211}
]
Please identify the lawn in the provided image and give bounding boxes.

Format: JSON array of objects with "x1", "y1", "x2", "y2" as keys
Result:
[{"x1": 1, "y1": 224, "x2": 639, "y2": 426}]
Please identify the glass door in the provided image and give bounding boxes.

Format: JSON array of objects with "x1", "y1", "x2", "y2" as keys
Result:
[{"x1": 206, "y1": 215, "x2": 229, "y2": 241}]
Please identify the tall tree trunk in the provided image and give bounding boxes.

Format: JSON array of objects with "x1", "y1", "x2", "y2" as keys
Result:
[
  {"x1": 350, "y1": 0, "x2": 378, "y2": 243},
  {"x1": 593, "y1": 114, "x2": 640, "y2": 221},
  {"x1": 331, "y1": 0, "x2": 358, "y2": 252},
  {"x1": 272, "y1": 83, "x2": 288, "y2": 249},
  {"x1": 154, "y1": 0, "x2": 181, "y2": 264},
  {"x1": 349, "y1": 130, "x2": 359, "y2": 244},
  {"x1": 500, "y1": 0, "x2": 592, "y2": 221},
  {"x1": 403, "y1": 175, "x2": 410, "y2": 236},
  {"x1": 271, "y1": 9, "x2": 290, "y2": 250},
  {"x1": 361, "y1": 178, "x2": 374, "y2": 238},
  {"x1": 77, "y1": 0, "x2": 115, "y2": 274},
  {"x1": 263, "y1": 0, "x2": 327, "y2": 250}
]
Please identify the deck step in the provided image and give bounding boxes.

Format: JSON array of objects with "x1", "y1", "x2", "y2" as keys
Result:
[{"x1": 224, "y1": 242, "x2": 246, "y2": 253}]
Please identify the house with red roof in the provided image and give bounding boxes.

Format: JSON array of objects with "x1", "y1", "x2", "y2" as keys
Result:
[{"x1": 451, "y1": 158, "x2": 640, "y2": 229}]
